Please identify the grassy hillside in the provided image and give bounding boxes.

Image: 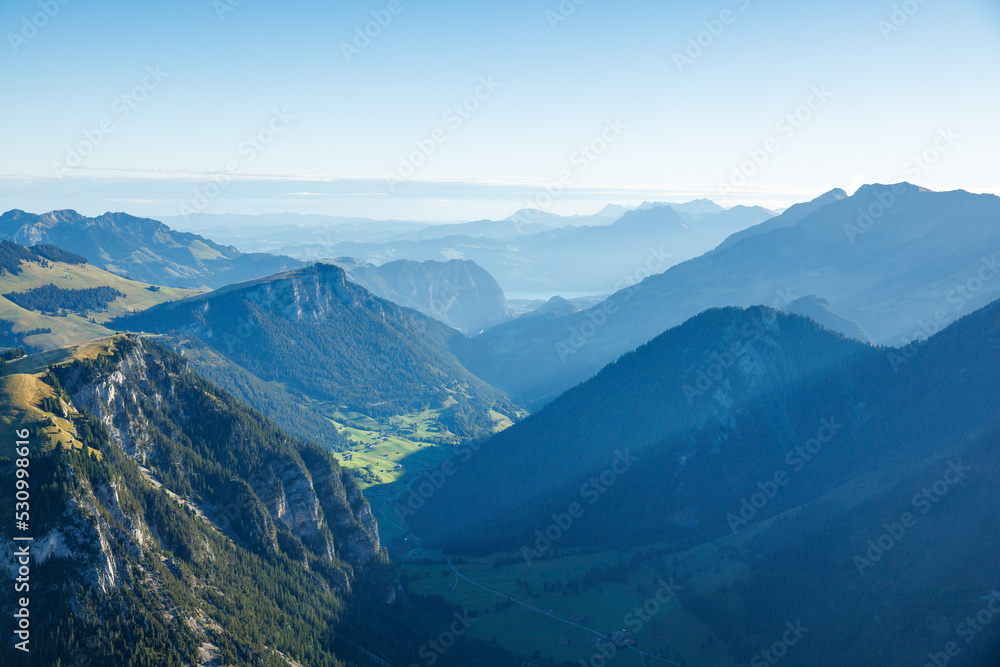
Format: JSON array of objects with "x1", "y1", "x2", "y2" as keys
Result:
[
  {"x1": 0, "y1": 251, "x2": 199, "y2": 350},
  {"x1": 0, "y1": 336, "x2": 120, "y2": 458}
]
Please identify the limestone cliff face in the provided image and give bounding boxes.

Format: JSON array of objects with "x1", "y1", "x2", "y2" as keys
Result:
[
  {"x1": 59, "y1": 335, "x2": 382, "y2": 567},
  {"x1": 333, "y1": 258, "x2": 514, "y2": 335},
  {"x1": 0, "y1": 334, "x2": 418, "y2": 664},
  {"x1": 183, "y1": 263, "x2": 408, "y2": 336},
  {"x1": 301, "y1": 446, "x2": 381, "y2": 562}
]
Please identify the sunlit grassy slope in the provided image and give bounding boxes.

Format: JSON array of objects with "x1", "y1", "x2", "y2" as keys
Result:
[
  {"x1": 0, "y1": 258, "x2": 200, "y2": 349},
  {"x1": 0, "y1": 335, "x2": 129, "y2": 458}
]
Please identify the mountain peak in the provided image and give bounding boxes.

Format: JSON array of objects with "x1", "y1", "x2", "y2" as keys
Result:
[
  {"x1": 414, "y1": 304, "x2": 870, "y2": 550},
  {"x1": 613, "y1": 204, "x2": 686, "y2": 228},
  {"x1": 113, "y1": 262, "x2": 513, "y2": 438},
  {"x1": 595, "y1": 203, "x2": 631, "y2": 218},
  {"x1": 39, "y1": 209, "x2": 86, "y2": 222},
  {"x1": 638, "y1": 199, "x2": 725, "y2": 217},
  {"x1": 853, "y1": 181, "x2": 923, "y2": 196}
]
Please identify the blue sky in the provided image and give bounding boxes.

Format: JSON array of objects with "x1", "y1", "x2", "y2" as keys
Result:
[{"x1": 1, "y1": 0, "x2": 998, "y2": 220}]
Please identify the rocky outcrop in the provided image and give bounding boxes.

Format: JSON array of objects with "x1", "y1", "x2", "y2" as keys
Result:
[
  {"x1": 59, "y1": 335, "x2": 382, "y2": 567},
  {"x1": 0, "y1": 334, "x2": 418, "y2": 667},
  {"x1": 332, "y1": 257, "x2": 513, "y2": 334}
]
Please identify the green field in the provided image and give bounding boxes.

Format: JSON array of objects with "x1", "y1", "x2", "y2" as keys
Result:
[
  {"x1": 389, "y1": 456, "x2": 923, "y2": 666},
  {"x1": 332, "y1": 408, "x2": 458, "y2": 479},
  {"x1": 0, "y1": 335, "x2": 130, "y2": 458},
  {"x1": 399, "y1": 544, "x2": 739, "y2": 667},
  {"x1": 327, "y1": 407, "x2": 476, "y2": 541}
]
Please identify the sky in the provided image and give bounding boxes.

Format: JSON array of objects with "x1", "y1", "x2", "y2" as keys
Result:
[{"x1": 1, "y1": 0, "x2": 998, "y2": 221}]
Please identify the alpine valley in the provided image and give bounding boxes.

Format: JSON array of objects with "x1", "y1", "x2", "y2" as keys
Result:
[{"x1": 2, "y1": 184, "x2": 999, "y2": 667}]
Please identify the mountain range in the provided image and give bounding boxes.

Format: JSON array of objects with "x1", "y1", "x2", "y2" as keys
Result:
[
  {"x1": 0, "y1": 209, "x2": 305, "y2": 290},
  {"x1": 459, "y1": 183, "x2": 1000, "y2": 405},
  {"x1": 268, "y1": 203, "x2": 777, "y2": 294},
  {"x1": 0, "y1": 209, "x2": 530, "y2": 338},
  {"x1": 410, "y1": 296, "x2": 1000, "y2": 666},
  {"x1": 4, "y1": 184, "x2": 999, "y2": 666},
  {"x1": 112, "y1": 262, "x2": 516, "y2": 442},
  {"x1": 0, "y1": 240, "x2": 199, "y2": 351}
]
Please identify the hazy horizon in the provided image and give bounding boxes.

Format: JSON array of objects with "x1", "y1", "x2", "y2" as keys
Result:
[
  {"x1": 0, "y1": 174, "x2": 825, "y2": 222},
  {"x1": 3, "y1": 0, "x2": 998, "y2": 221}
]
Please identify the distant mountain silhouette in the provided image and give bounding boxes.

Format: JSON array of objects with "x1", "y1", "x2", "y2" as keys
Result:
[
  {"x1": 325, "y1": 203, "x2": 775, "y2": 293},
  {"x1": 0, "y1": 209, "x2": 305, "y2": 289},
  {"x1": 784, "y1": 294, "x2": 871, "y2": 342},
  {"x1": 330, "y1": 257, "x2": 512, "y2": 334},
  {"x1": 460, "y1": 184, "x2": 1000, "y2": 405}
]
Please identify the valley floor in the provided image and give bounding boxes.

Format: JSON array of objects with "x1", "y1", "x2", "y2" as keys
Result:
[{"x1": 396, "y1": 545, "x2": 735, "y2": 666}]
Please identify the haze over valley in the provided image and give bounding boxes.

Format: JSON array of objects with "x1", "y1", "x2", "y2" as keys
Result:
[{"x1": 2, "y1": 1, "x2": 999, "y2": 666}]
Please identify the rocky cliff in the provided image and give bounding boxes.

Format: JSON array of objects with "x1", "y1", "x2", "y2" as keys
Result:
[{"x1": 0, "y1": 335, "x2": 406, "y2": 665}]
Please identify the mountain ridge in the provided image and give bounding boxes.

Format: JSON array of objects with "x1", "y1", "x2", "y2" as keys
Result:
[
  {"x1": 462, "y1": 183, "x2": 1000, "y2": 405},
  {"x1": 0, "y1": 208, "x2": 306, "y2": 290},
  {"x1": 112, "y1": 262, "x2": 516, "y2": 441}
]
